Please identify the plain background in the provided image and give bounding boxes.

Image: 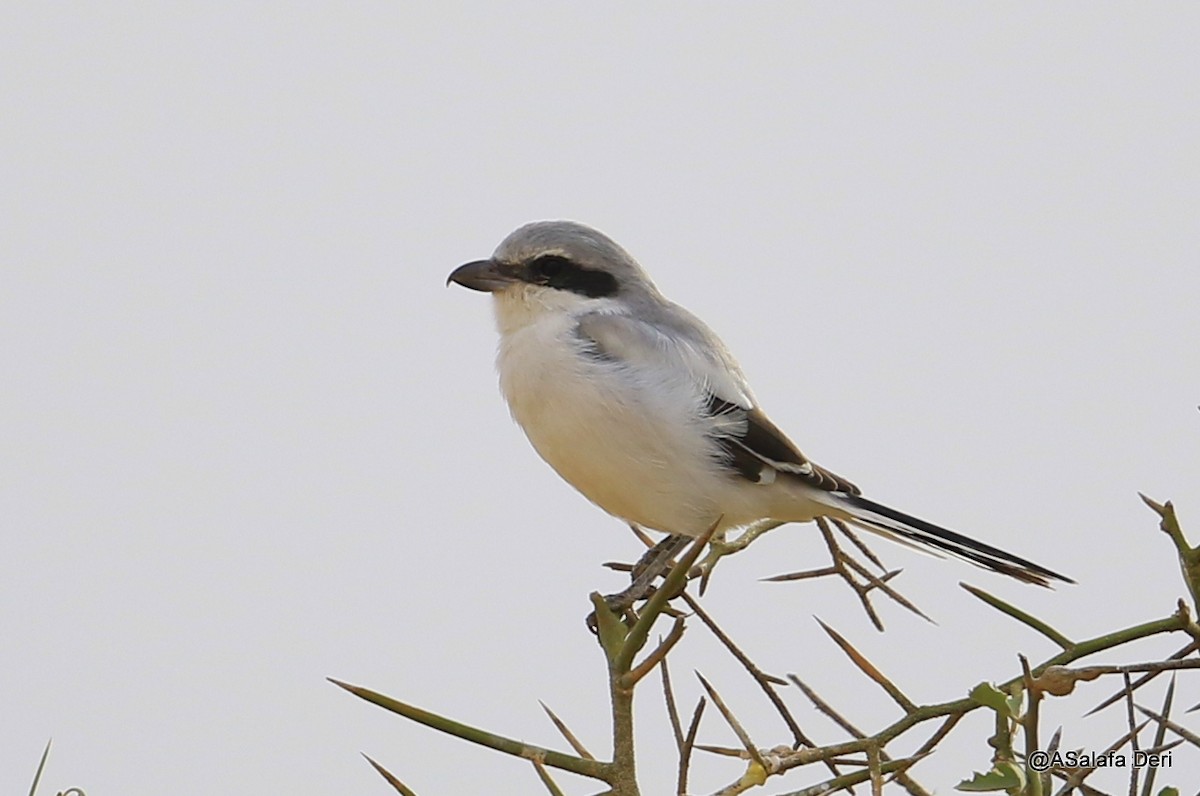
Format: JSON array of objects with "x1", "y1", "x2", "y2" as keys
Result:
[{"x1": 4, "y1": 4, "x2": 1199, "y2": 793}]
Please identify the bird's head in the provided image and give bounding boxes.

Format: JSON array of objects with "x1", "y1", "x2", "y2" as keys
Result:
[{"x1": 448, "y1": 220, "x2": 659, "y2": 332}]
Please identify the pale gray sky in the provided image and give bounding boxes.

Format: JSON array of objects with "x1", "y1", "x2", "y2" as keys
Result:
[{"x1": 3, "y1": 4, "x2": 1199, "y2": 793}]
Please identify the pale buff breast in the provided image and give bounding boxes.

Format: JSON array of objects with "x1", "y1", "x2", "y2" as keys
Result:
[{"x1": 495, "y1": 316, "x2": 722, "y2": 535}]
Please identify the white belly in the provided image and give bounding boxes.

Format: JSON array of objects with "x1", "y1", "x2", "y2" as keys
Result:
[{"x1": 496, "y1": 319, "x2": 723, "y2": 535}]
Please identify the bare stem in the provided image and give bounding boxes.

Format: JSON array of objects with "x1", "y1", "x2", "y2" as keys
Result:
[
  {"x1": 960, "y1": 582, "x2": 1075, "y2": 649},
  {"x1": 1141, "y1": 493, "x2": 1200, "y2": 613},
  {"x1": 329, "y1": 679, "x2": 610, "y2": 782}
]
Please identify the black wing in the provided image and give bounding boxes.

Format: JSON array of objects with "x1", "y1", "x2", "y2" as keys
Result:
[{"x1": 706, "y1": 395, "x2": 860, "y2": 495}]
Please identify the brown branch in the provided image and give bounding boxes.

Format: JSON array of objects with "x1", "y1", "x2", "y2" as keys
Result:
[
  {"x1": 788, "y1": 675, "x2": 866, "y2": 739},
  {"x1": 833, "y1": 518, "x2": 887, "y2": 571},
  {"x1": 1050, "y1": 719, "x2": 1151, "y2": 791},
  {"x1": 1134, "y1": 704, "x2": 1200, "y2": 749},
  {"x1": 623, "y1": 618, "x2": 687, "y2": 688},
  {"x1": 659, "y1": 656, "x2": 684, "y2": 752},
  {"x1": 1085, "y1": 641, "x2": 1200, "y2": 715},
  {"x1": 766, "y1": 518, "x2": 929, "y2": 630},
  {"x1": 677, "y1": 698, "x2": 706, "y2": 796},
  {"x1": 680, "y1": 592, "x2": 814, "y2": 750},
  {"x1": 1140, "y1": 674, "x2": 1175, "y2": 796},
  {"x1": 841, "y1": 555, "x2": 932, "y2": 624}
]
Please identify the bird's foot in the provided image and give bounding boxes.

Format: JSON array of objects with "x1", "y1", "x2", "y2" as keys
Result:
[{"x1": 589, "y1": 533, "x2": 693, "y2": 632}]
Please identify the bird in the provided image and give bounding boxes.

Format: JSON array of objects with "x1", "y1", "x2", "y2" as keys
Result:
[{"x1": 448, "y1": 220, "x2": 1071, "y2": 587}]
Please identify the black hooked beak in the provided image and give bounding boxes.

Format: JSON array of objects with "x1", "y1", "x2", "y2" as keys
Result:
[{"x1": 446, "y1": 259, "x2": 521, "y2": 293}]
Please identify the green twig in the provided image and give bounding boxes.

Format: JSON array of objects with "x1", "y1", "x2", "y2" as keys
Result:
[
  {"x1": 1141, "y1": 493, "x2": 1200, "y2": 612},
  {"x1": 1019, "y1": 655, "x2": 1043, "y2": 796},
  {"x1": 960, "y1": 583, "x2": 1075, "y2": 650},
  {"x1": 775, "y1": 609, "x2": 1189, "y2": 776},
  {"x1": 329, "y1": 679, "x2": 609, "y2": 781},
  {"x1": 616, "y1": 524, "x2": 715, "y2": 675}
]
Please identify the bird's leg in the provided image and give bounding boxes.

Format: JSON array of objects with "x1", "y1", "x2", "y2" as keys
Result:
[
  {"x1": 602, "y1": 532, "x2": 693, "y2": 617},
  {"x1": 630, "y1": 532, "x2": 692, "y2": 589}
]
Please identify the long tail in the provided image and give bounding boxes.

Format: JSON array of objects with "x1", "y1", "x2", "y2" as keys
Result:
[{"x1": 824, "y1": 492, "x2": 1073, "y2": 587}]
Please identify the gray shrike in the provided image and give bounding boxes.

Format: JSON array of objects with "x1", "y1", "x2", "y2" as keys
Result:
[{"x1": 449, "y1": 220, "x2": 1070, "y2": 587}]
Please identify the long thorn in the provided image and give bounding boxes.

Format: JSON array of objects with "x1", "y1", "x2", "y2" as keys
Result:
[
  {"x1": 960, "y1": 582, "x2": 1074, "y2": 649},
  {"x1": 788, "y1": 675, "x2": 865, "y2": 738},
  {"x1": 28, "y1": 739, "x2": 51, "y2": 796},
  {"x1": 677, "y1": 697, "x2": 706, "y2": 796},
  {"x1": 696, "y1": 672, "x2": 767, "y2": 772},
  {"x1": 1140, "y1": 674, "x2": 1175, "y2": 796},
  {"x1": 329, "y1": 679, "x2": 609, "y2": 781},
  {"x1": 362, "y1": 753, "x2": 419, "y2": 796},
  {"x1": 1086, "y1": 641, "x2": 1199, "y2": 715},
  {"x1": 660, "y1": 655, "x2": 684, "y2": 751},
  {"x1": 538, "y1": 701, "x2": 594, "y2": 760},
  {"x1": 1135, "y1": 704, "x2": 1200, "y2": 749},
  {"x1": 531, "y1": 756, "x2": 566, "y2": 796},
  {"x1": 816, "y1": 618, "x2": 917, "y2": 713},
  {"x1": 623, "y1": 617, "x2": 686, "y2": 688}
]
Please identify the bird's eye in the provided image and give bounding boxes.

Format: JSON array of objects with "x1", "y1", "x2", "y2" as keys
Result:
[
  {"x1": 523, "y1": 254, "x2": 617, "y2": 297},
  {"x1": 530, "y1": 255, "x2": 569, "y2": 280}
]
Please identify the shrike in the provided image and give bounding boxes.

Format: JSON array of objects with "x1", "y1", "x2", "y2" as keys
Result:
[{"x1": 449, "y1": 220, "x2": 1070, "y2": 587}]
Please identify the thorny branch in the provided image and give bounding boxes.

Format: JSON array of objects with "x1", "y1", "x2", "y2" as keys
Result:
[{"x1": 338, "y1": 494, "x2": 1200, "y2": 795}]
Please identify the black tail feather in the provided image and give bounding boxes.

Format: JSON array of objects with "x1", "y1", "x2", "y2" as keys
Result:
[{"x1": 836, "y1": 494, "x2": 1074, "y2": 587}]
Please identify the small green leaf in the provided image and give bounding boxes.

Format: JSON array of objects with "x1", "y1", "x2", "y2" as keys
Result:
[
  {"x1": 956, "y1": 762, "x2": 1025, "y2": 792},
  {"x1": 1156, "y1": 788, "x2": 1180, "y2": 796},
  {"x1": 970, "y1": 682, "x2": 1011, "y2": 715}
]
